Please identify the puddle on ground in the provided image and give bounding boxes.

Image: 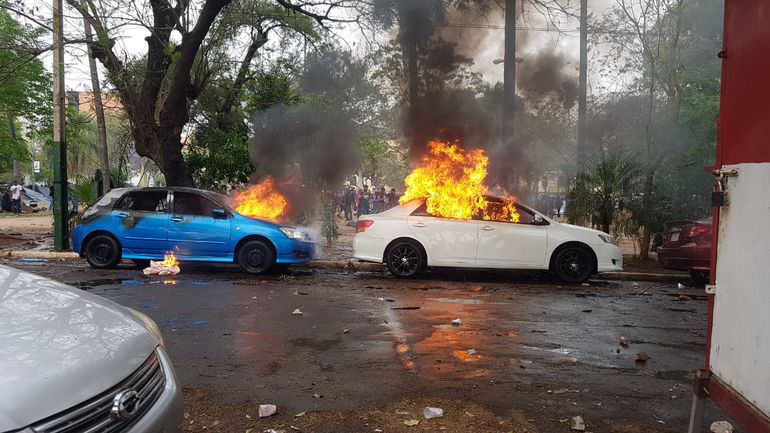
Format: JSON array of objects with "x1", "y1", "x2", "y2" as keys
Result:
[
  {"x1": 74, "y1": 278, "x2": 145, "y2": 289},
  {"x1": 428, "y1": 298, "x2": 484, "y2": 305}
]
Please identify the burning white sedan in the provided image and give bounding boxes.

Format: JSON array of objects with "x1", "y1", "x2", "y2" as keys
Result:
[{"x1": 353, "y1": 198, "x2": 623, "y2": 283}]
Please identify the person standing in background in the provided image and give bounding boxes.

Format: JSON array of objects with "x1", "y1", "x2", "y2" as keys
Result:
[
  {"x1": 10, "y1": 181, "x2": 23, "y2": 214},
  {"x1": 358, "y1": 185, "x2": 371, "y2": 217}
]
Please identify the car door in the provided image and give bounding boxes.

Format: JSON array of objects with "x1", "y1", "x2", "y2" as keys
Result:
[
  {"x1": 407, "y1": 203, "x2": 478, "y2": 265},
  {"x1": 168, "y1": 191, "x2": 231, "y2": 258},
  {"x1": 475, "y1": 201, "x2": 548, "y2": 268},
  {"x1": 110, "y1": 190, "x2": 170, "y2": 256}
]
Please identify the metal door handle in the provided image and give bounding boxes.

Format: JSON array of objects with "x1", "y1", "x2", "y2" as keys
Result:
[
  {"x1": 170, "y1": 216, "x2": 183, "y2": 222},
  {"x1": 480, "y1": 225, "x2": 495, "y2": 231},
  {"x1": 412, "y1": 222, "x2": 427, "y2": 228},
  {"x1": 115, "y1": 213, "x2": 128, "y2": 219}
]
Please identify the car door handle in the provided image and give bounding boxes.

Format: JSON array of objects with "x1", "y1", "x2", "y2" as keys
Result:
[
  {"x1": 115, "y1": 212, "x2": 128, "y2": 219},
  {"x1": 480, "y1": 225, "x2": 495, "y2": 231},
  {"x1": 170, "y1": 216, "x2": 183, "y2": 223},
  {"x1": 412, "y1": 222, "x2": 428, "y2": 228}
]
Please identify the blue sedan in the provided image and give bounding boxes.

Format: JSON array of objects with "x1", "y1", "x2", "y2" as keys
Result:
[{"x1": 72, "y1": 187, "x2": 317, "y2": 274}]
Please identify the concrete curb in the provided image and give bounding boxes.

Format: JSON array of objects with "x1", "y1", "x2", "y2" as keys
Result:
[
  {"x1": 1, "y1": 249, "x2": 79, "y2": 259},
  {"x1": 0, "y1": 251, "x2": 689, "y2": 283}
]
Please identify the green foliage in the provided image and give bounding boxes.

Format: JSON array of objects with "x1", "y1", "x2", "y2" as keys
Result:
[
  {"x1": 360, "y1": 139, "x2": 409, "y2": 188},
  {"x1": 186, "y1": 127, "x2": 253, "y2": 188},
  {"x1": 566, "y1": 157, "x2": 639, "y2": 234},
  {"x1": 72, "y1": 174, "x2": 96, "y2": 206}
]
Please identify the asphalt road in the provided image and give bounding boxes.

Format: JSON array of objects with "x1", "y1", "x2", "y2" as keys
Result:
[{"x1": 3, "y1": 258, "x2": 736, "y2": 433}]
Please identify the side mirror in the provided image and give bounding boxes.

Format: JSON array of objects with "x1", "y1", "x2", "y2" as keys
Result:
[
  {"x1": 534, "y1": 214, "x2": 545, "y2": 225},
  {"x1": 212, "y1": 208, "x2": 227, "y2": 219}
]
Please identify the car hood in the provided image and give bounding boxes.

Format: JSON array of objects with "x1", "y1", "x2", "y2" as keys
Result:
[
  {"x1": 558, "y1": 222, "x2": 608, "y2": 238},
  {"x1": 0, "y1": 265, "x2": 158, "y2": 431}
]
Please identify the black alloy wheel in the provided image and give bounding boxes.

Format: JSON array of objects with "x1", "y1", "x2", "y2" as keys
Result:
[
  {"x1": 238, "y1": 240, "x2": 275, "y2": 275},
  {"x1": 85, "y1": 235, "x2": 122, "y2": 269},
  {"x1": 386, "y1": 241, "x2": 424, "y2": 278},
  {"x1": 553, "y1": 246, "x2": 593, "y2": 283}
]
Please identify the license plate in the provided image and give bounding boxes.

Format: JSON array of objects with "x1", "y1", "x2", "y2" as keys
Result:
[{"x1": 670, "y1": 232, "x2": 680, "y2": 242}]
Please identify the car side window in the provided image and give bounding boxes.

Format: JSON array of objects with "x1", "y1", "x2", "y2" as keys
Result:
[
  {"x1": 115, "y1": 191, "x2": 168, "y2": 213},
  {"x1": 481, "y1": 200, "x2": 537, "y2": 224},
  {"x1": 410, "y1": 203, "x2": 435, "y2": 217},
  {"x1": 174, "y1": 192, "x2": 218, "y2": 217}
]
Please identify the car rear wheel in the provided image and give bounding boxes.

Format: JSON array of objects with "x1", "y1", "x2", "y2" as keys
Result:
[
  {"x1": 553, "y1": 246, "x2": 593, "y2": 284},
  {"x1": 85, "y1": 235, "x2": 122, "y2": 269},
  {"x1": 689, "y1": 269, "x2": 709, "y2": 286},
  {"x1": 238, "y1": 240, "x2": 275, "y2": 275},
  {"x1": 386, "y1": 241, "x2": 424, "y2": 278}
]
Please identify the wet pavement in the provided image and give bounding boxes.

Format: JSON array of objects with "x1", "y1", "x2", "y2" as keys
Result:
[{"x1": 2, "y1": 258, "x2": 736, "y2": 433}]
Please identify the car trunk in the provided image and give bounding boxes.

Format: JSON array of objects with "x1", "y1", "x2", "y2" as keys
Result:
[{"x1": 662, "y1": 219, "x2": 712, "y2": 247}]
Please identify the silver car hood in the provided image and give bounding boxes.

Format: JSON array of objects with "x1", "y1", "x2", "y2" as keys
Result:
[{"x1": 0, "y1": 265, "x2": 158, "y2": 432}]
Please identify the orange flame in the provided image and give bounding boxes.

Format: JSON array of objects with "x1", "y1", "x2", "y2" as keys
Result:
[
  {"x1": 400, "y1": 141, "x2": 519, "y2": 222},
  {"x1": 161, "y1": 251, "x2": 178, "y2": 268},
  {"x1": 233, "y1": 177, "x2": 288, "y2": 219}
]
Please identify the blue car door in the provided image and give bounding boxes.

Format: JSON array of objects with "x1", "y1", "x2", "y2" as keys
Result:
[
  {"x1": 168, "y1": 191, "x2": 231, "y2": 258},
  {"x1": 110, "y1": 190, "x2": 170, "y2": 256}
]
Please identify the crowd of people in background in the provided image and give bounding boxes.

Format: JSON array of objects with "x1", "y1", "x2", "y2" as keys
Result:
[{"x1": 333, "y1": 185, "x2": 400, "y2": 220}]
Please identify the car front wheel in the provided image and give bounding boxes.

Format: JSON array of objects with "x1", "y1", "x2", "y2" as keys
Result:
[
  {"x1": 85, "y1": 235, "x2": 122, "y2": 269},
  {"x1": 386, "y1": 241, "x2": 424, "y2": 278},
  {"x1": 238, "y1": 240, "x2": 275, "y2": 275},
  {"x1": 553, "y1": 246, "x2": 593, "y2": 283}
]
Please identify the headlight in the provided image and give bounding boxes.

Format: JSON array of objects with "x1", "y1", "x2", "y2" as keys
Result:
[
  {"x1": 280, "y1": 226, "x2": 304, "y2": 240},
  {"x1": 598, "y1": 233, "x2": 615, "y2": 244},
  {"x1": 128, "y1": 308, "x2": 164, "y2": 347}
]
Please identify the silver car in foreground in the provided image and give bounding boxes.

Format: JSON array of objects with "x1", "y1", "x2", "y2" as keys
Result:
[{"x1": 0, "y1": 265, "x2": 183, "y2": 433}]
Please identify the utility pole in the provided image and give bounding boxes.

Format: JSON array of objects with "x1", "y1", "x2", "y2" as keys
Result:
[
  {"x1": 577, "y1": 0, "x2": 588, "y2": 168},
  {"x1": 502, "y1": 0, "x2": 517, "y2": 159},
  {"x1": 52, "y1": 0, "x2": 68, "y2": 251}
]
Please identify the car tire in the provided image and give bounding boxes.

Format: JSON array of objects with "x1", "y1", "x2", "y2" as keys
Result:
[
  {"x1": 132, "y1": 259, "x2": 151, "y2": 268},
  {"x1": 553, "y1": 246, "x2": 593, "y2": 284},
  {"x1": 689, "y1": 269, "x2": 709, "y2": 286},
  {"x1": 238, "y1": 240, "x2": 275, "y2": 275},
  {"x1": 386, "y1": 240, "x2": 424, "y2": 278},
  {"x1": 85, "y1": 235, "x2": 122, "y2": 269}
]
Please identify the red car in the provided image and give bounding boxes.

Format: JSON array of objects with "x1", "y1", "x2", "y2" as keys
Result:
[{"x1": 657, "y1": 219, "x2": 712, "y2": 285}]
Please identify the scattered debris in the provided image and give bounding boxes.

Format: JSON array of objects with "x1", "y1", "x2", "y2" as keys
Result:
[
  {"x1": 395, "y1": 410, "x2": 410, "y2": 416},
  {"x1": 582, "y1": 309, "x2": 592, "y2": 313},
  {"x1": 571, "y1": 415, "x2": 586, "y2": 431},
  {"x1": 466, "y1": 348, "x2": 477, "y2": 356},
  {"x1": 343, "y1": 328, "x2": 351, "y2": 334},
  {"x1": 619, "y1": 336, "x2": 630, "y2": 347},
  {"x1": 679, "y1": 294, "x2": 693, "y2": 301},
  {"x1": 451, "y1": 318, "x2": 462, "y2": 326},
  {"x1": 632, "y1": 282, "x2": 640, "y2": 287},
  {"x1": 377, "y1": 297, "x2": 385, "y2": 302},
  {"x1": 312, "y1": 393, "x2": 323, "y2": 399},
  {"x1": 292, "y1": 309, "x2": 303, "y2": 316},
  {"x1": 17, "y1": 258, "x2": 48, "y2": 262},
  {"x1": 143, "y1": 260, "x2": 180, "y2": 276},
  {"x1": 677, "y1": 283, "x2": 686, "y2": 289},
  {"x1": 581, "y1": 283, "x2": 590, "y2": 287},
  {"x1": 279, "y1": 274, "x2": 295, "y2": 282},
  {"x1": 710, "y1": 421, "x2": 734, "y2": 433},
  {"x1": 294, "y1": 290, "x2": 309, "y2": 296},
  {"x1": 635, "y1": 352, "x2": 650, "y2": 363},
  {"x1": 391, "y1": 306, "x2": 421, "y2": 310},
  {"x1": 423, "y1": 407, "x2": 444, "y2": 419},
  {"x1": 403, "y1": 420, "x2": 420, "y2": 427},
  {"x1": 294, "y1": 412, "x2": 306, "y2": 418},
  {"x1": 258, "y1": 404, "x2": 277, "y2": 418}
]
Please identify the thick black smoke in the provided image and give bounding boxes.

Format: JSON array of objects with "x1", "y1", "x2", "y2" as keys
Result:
[{"x1": 517, "y1": 51, "x2": 578, "y2": 110}]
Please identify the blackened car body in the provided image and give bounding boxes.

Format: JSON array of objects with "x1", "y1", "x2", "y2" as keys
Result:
[{"x1": 72, "y1": 187, "x2": 316, "y2": 274}]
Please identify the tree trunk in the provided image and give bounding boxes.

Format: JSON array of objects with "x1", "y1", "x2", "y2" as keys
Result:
[
  {"x1": 638, "y1": 170, "x2": 655, "y2": 260},
  {"x1": 84, "y1": 19, "x2": 110, "y2": 194},
  {"x1": 577, "y1": 0, "x2": 588, "y2": 169},
  {"x1": 219, "y1": 32, "x2": 267, "y2": 125},
  {"x1": 406, "y1": 35, "x2": 420, "y2": 160},
  {"x1": 502, "y1": 0, "x2": 517, "y2": 157}
]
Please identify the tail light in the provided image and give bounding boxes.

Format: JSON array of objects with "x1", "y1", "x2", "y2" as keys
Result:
[
  {"x1": 356, "y1": 220, "x2": 374, "y2": 233},
  {"x1": 687, "y1": 225, "x2": 711, "y2": 238}
]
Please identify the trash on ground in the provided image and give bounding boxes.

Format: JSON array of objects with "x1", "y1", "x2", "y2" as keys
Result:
[
  {"x1": 679, "y1": 294, "x2": 693, "y2": 301},
  {"x1": 391, "y1": 306, "x2": 421, "y2": 310},
  {"x1": 581, "y1": 283, "x2": 590, "y2": 286},
  {"x1": 292, "y1": 308, "x2": 303, "y2": 316},
  {"x1": 451, "y1": 318, "x2": 462, "y2": 326},
  {"x1": 619, "y1": 336, "x2": 630, "y2": 347},
  {"x1": 677, "y1": 283, "x2": 686, "y2": 289},
  {"x1": 343, "y1": 328, "x2": 351, "y2": 334},
  {"x1": 423, "y1": 407, "x2": 444, "y2": 419},
  {"x1": 710, "y1": 421, "x2": 734, "y2": 433},
  {"x1": 294, "y1": 411, "x2": 305, "y2": 417},
  {"x1": 395, "y1": 410, "x2": 410, "y2": 415},
  {"x1": 635, "y1": 352, "x2": 650, "y2": 363},
  {"x1": 466, "y1": 348, "x2": 477, "y2": 356},
  {"x1": 143, "y1": 252, "x2": 180, "y2": 275},
  {"x1": 570, "y1": 415, "x2": 586, "y2": 431},
  {"x1": 403, "y1": 420, "x2": 419, "y2": 427},
  {"x1": 294, "y1": 290, "x2": 309, "y2": 296},
  {"x1": 582, "y1": 309, "x2": 592, "y2": 313},
  {"x1": 17, "y1": 258, "x2": 48, "y2": 262},
  {"x1": 258, "y1": 404, "x2": 277, "y2": 418},
  {"x1": 312, "y1": 393, "x2": 322, "y2": 399}
]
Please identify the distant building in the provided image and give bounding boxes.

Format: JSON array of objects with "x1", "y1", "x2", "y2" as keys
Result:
[{"x1": 66, "y1": 91, "x2": 124, "y2": 115}]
